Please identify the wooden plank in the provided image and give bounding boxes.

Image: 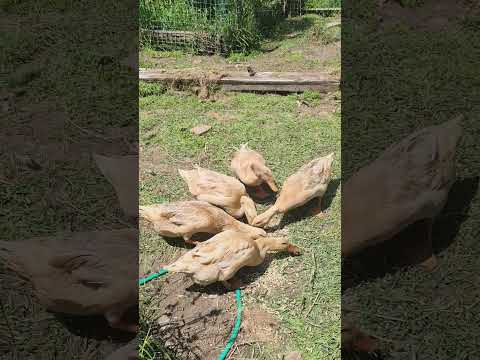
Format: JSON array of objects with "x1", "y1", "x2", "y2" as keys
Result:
[
  {"x1": 221, "y1": 72, "x2": 333, "y2": 85},
  {"x1": 304, "y1": 8, "x2": 341, "y2": 14},
  {"x1": 139, "y1": 69, "x2": 339, "y2": 93},
  {"x1": 221, "y1": 83, "x2": 338, "y2": 93},
  {"x1": 143, "y1": 30, "x2": 210, "y2": 42},
  {"x1": 305, "y1": 7, "x2": 341, "y2": 11}
]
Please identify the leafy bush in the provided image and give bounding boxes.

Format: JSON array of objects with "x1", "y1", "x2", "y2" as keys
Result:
[
  {"x1": 139, "y1": 0, "x2": 305, "y2": 53},
  {"x1": 305, "y1": 0, "x2": 340, "y2": 8}
]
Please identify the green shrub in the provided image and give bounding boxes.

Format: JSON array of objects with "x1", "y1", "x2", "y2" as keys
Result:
[
  {"x1": 139, "y1": 0, "x2": 306, "y2": 53},
  {"x1": 305, "y1": 0, "x2": 340, "y2": 9}
]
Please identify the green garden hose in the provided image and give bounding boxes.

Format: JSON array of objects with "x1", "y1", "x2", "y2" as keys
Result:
[
  {"x1": 138, "y1": 268, "x2": 169, "y2": 285},
  {"x1": 217, "y1": 288, "x2": 242, "y2": 360},
  {"x1": 138, "y1": 269, "x2": 242, "y2": 360}
]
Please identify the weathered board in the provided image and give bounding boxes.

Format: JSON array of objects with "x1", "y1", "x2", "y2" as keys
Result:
[
  {"x1": 304, "y1": 7, "x2": 341, "y2": 11},
  {"x1": 139, "y1": 69, "x2": 339, "y2": 93}
]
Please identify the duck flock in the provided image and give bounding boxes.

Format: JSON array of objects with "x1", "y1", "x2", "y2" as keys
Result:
[{"x1": 140, "y1": 144, "x2": 335, "y2": 289}]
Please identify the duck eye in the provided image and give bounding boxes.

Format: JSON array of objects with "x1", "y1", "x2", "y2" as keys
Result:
[{"x1": 80, "y1": 280, "x2": 104, "y2": 289}]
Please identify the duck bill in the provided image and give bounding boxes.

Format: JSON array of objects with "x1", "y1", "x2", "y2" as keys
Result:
[{"x1": 265, "y1": 177, "x2": 278, "y2": 192}]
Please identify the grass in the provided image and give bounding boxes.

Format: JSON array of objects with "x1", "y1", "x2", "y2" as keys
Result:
[
  {"x1": 139, "y1": 89, "x2": 341, "y2": 359},
  {"x1": 140, "y1": 14, "x2": 340, "y2": 74},
  {"x1": 342, "y1": 1, "x2": 480, "y2": 358},
  {"x1": 1, "y1": 0, "x2": 136, "y2": 358}
]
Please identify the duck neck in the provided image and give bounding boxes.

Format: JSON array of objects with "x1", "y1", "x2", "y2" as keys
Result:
[{"x1": 255, "y1": 237, "x2": 289, "y2": 257}]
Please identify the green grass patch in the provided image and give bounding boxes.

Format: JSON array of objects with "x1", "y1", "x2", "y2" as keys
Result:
[{"x1": 139, "y1": 90, "x2": 341, "y2": 359}]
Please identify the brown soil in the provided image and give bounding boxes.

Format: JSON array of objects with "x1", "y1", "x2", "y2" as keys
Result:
[
  {"x1": 139, "y1": 145, "x2": 211, "y2": 180},
  {"x1": 148, "y1": 272, "x2": 285, "y2": 360},
  {"x1": 297, "y1": 92, "x2": 340, "y2": 119},
  {"x1": 207, "y1": 110, "x2": 238, "y2": 123}
]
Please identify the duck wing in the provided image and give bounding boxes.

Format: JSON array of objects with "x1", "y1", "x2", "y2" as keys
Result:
[{"x1": 168, "y1": 231, "x2": 257, "y2": 274}]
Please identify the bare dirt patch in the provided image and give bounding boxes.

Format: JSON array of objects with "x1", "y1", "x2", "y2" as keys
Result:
[
  {"x1": 297, "y1": 93, "x2": 340, "y2": 118},
  {"x1": 145, "y1": 272, "x2": 287, "y2": 360},
  {"x1": 139, "y1": 145, "x2": 212, "y2": 183},
  {"x1": 303, "y1": 41, "x2": 340, "y2": 64},
  {"x1": 207, "y1": 110, "x2": 238, "y2": 123}
]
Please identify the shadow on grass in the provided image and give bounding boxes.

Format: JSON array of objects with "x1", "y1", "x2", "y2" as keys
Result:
[
  {"x1": 342, "y1": 349, "x2": 387, "y2": 360},
  {"x1": 245, "y1": 183, "x2": 277, "y2": 205},
  {"x1": 342, "y1": 177, "x2": 479, "y2": 292},
  {"x1": 162, "y1": 233, "x2": 214, "y2": 249},
  {"x1": 258, "y1": 15, "x2": 317, "y2": 48},
  {"x1": 55, "y1": 306, "x2": 138, "y2": 342}
]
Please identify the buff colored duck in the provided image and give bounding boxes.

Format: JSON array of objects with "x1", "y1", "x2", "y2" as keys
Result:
[
  {"x1": 252, "y1": 153, "x2": 335, "y2": 227},
  {"x1": 164, "y1": 230, "x2": 301, "y2": 289},
  {"x1": 0, "y1": 229, "x2": 138, "y2": 332},
  {"x1": 139, "y1": 200, "x2": 266, "y2": 245},
  {"x1": 179, "y1": 166, "x2": 258, "y2": 225},
  {"x1": 342, "y1": 116, "x2": 463, "y2": 271},
  {"x1": 230, "y1": 143, "x2": 278, "y2": 199}
]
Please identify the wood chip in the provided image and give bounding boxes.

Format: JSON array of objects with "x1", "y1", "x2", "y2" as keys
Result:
[{"x1": 191, "y1": 124, "x2": 212, "y2": 136}]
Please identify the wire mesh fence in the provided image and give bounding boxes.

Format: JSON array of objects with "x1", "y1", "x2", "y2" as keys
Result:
[{"x1": 140, "y1": 0, "x2": 305, "y2": 54}]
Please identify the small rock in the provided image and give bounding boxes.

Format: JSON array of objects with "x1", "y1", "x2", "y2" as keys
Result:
[
  {"x1": 191, "y1": 124, "x2": 212, "y2": 136},
  {"x1": 284, "y1": 351, "x2": 302, "y2": 360},
  {"x1": 158, "y1": 315, "x2": 170, "y2": 325}
]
